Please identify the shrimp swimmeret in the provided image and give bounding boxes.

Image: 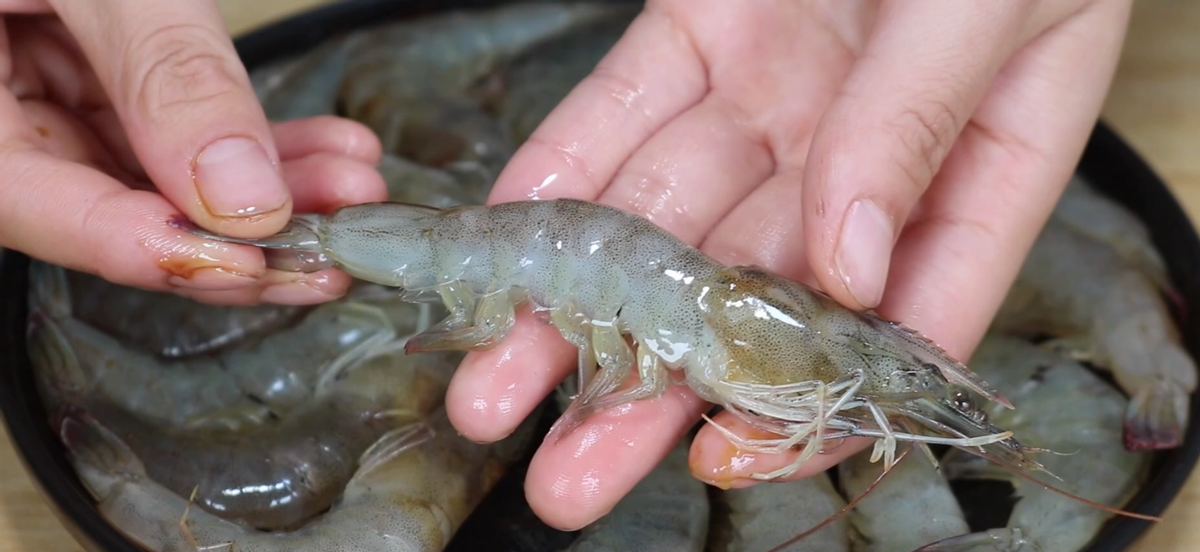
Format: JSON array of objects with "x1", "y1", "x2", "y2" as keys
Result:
[{"x1": 175, "y1": 198, "x2": 1038, "y2": 481}]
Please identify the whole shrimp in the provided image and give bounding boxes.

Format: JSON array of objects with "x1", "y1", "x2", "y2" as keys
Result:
[
  {"x1": 63, "y1": 269, "x2": 307, "y2": 359},
  {"x1": 564, "y1": 436, "x2": 709, "y2": 552},
  {"x1": 54, "y1": 404, "x2": 537, "y2": 552},
  {"x1": 914, "y1": 335, "x2": 1154, "y2": 552},
  {"x1": 990, "y1": 217, "x2": 1197, "y2": 450},
  {"x1": 708, "y1": 471, "x2": 850, "y2": 552},
  {"x1": 176, "y1": 198, "x2": 1033, "y2": 483},
  {"x1": 32, "y1": 311, "x2": 458, "y2": 531},
  {"x1": 29, "y1": 260, "x2": 404, "y2": 429},
  {"x1": 838, "y1": 447, "x2": 969, "y2": 552}
]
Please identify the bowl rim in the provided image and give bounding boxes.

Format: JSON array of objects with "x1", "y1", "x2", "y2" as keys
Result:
[{"x1": 1, "y1": 1, "x2": 1197, "y2": 551}]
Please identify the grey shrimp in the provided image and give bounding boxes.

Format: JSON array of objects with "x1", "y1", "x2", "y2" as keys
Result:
[
  {"x1": 915, "y1": 335, "x2": 1155, "y2": 552},
  {"x1": 54, "y1": 405, "x2": 536, "y2": 552},
  {"x1": 991, "y1": 217, "x2": 1196, "y2": 450},
  {"x1": 176, "y1": 198, "x2": 1041, "y2": 483},
  {"x1": 709, "y1": 472, "x2": 850, "y2": 552},
  {"x1": 28, "y1": 260, "x2": 405, "y2": 430},
  {"x1": 839, "y1": 447, "x2": 969, "y2": 552}
]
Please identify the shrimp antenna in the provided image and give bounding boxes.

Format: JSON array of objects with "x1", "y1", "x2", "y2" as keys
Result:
[
  {"x1": 962, "y1": 447, "x2": 1162, "y2": 522},
  {"x1": 764, "y1": 445, "x2": 915, "y2": 552}
]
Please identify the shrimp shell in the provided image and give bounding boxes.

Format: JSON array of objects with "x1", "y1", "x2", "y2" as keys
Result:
[{"x1": 178, "y1": 198, "x2": 1034, "y2": 483}]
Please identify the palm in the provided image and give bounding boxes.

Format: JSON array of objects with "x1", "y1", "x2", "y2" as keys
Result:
[{"x1": 449, "y1": 0, "x2": 1132, "y2": 531}]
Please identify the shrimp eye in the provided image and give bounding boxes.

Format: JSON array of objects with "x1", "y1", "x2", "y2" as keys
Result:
[{"x1": 952, "y1": 391, "x2": 990, "y2": 424}]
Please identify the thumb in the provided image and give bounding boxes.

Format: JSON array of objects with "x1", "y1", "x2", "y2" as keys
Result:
[{"x1": 47, "y1": 0, "x2": 292, "y2": 239}]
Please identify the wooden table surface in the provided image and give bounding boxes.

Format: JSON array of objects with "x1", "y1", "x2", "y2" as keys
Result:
[{"x1": 2, "y1": 0, "x2": 1199, "y2": 550}]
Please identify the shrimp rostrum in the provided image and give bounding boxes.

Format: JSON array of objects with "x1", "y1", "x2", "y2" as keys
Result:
[{"x1": 174, "y1": 199, "x2": 1037, "y2": 479}]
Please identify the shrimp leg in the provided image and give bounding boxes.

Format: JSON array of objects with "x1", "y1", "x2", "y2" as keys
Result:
[
  {"x1": 554, "y1": 335, "x2": 667, "y2": 437},
  {"x1": 405, "y1": 283, "x2": 515, "y2": 353},
  {"x1": 547, "y1": 300, "x2": 600, "y2": 396}
]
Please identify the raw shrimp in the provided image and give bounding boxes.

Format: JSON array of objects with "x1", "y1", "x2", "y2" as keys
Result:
[
  {"x1": 838, "y1": 447, "x2": 969, "y2": 552},
  {"x1": 914, "y1": 335, "x2": 1154, "y2": 552},
  {"x1": 29, "y1": 260, "x2": 404, "y2": 429},
  {"x1": 176, "y1": 198, "x2": 1033, "y2": 484},
  {"x1": 1051, "y1": 176, "x2": 1175, "y2": 295},
  {"x1": 56, "y1": 405, "x2": 536, "y2": 552},
  {"x1": 338, "y1": 3, "x2": 619, "y2": 176},
  {"x1": 991, "y1": 218, "x2": 1197, "y2": 450},
  {"x1": 565, "y1": 437, "x2": 709, "y2": 552},
  {"x1": 495, "y1": 8, "x2": 636, "y2": 144},
  {"x1": 708, "y1": 472, "x2": 850, "y2": 552},
  {"x1": 251, "y1": 36, "x2": 350, "y2": 121},
  {"x1": 32, "y1": 315, "x2": 459, "y2": 531},
  {"x1": 63, "y1": 269, "x2": 306, "y2": 359}
]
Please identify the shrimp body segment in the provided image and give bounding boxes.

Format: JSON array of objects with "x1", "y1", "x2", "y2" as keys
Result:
[{"x1": 179, "y1": 199, "x2": 1029, "y2": 479}]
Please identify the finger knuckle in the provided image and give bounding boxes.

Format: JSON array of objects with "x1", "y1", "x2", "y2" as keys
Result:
[
  {"x1": 887, "y1": 97, "x2": 961, "y2": 194},
  {"x1": 125, "y1": 23, "x2": 244, "y2": 117},
  {"x1": 584, "y1": 64, "x2": 658, "y2": 134}
]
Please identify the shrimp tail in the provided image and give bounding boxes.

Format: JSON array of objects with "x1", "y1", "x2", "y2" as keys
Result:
[
  {"x1": 168, "y1": 214, "x2": 336, "y2": 273},
  {"x1": 1125, "y1": 373, "x2": 1191, "y2": 451},
  {"x1": 54, "y1": 404, "x2": 147, "y2": 500},
  {"x1": 27, "y1": 261, "x2": 72, "y2": 319},
  {"x1": 764, "y1": 446, "x2": 914, "y2": 552},
  {"x1": 911, "y1": 527, "x2": 1032, "y2": 552}
]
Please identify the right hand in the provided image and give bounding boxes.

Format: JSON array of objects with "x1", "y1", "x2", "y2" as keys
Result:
[{"x1": 0, "y1": 1, "x2": 387, "y2": 305}]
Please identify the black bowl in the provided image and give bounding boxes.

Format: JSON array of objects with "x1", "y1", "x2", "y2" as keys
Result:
[{"x1": 1, "y1": 1, "x2": 1198, "y2": 551}]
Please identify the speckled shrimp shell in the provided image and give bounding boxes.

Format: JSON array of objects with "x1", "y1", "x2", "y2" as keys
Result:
[{"x1": 175, "y1": 198, "x2": 1038, "y2": 480}]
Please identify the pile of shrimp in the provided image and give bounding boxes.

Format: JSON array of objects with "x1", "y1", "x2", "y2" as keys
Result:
[{"x1": 24, "y1": 3, "x2": 1193, "y2": 552}]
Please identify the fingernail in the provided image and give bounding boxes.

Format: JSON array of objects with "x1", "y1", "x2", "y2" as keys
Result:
[
  {"x1": 167, "y1": 267, "x2": 257, "y2": 291},
  {"x1": 194, "y1": 137, "x2": 288, "y2": 217},
  {"x1": 835, "y1": 199, "x2": 895, "y2": 308}
]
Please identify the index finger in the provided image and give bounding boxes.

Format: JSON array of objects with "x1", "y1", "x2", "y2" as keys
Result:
[{"x1": 486, "y1": 5, "x2": 706, "y2": 204}]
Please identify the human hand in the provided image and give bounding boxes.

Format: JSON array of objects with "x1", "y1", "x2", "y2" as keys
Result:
[
  {"x1": 443, "y1": 0, "x2": 1134, "y2": 530},
  {"x1": 0, "y1": 1, "x2": 386, "y2": 305}
]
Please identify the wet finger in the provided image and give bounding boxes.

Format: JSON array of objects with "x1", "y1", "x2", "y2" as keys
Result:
[
  {"x1": 488, "y1": 6, "x2": 706, "y2": 204},
  {"x1": 174, "y1": 267, "x2": 351, "y2": 306},
  {"x1": 280, "y1": 152, "x2": 388, "y2": 213},
  {"x1": 0, "y1": 145, "x2": 263, "y2": 292},
  {"x1": 446, "y1": 306, "x2": 578, "y2": 443},
  {"x1": 688, "y1": 410, "x2": 872, "y2": 488},
  {"x1": 270, "y1": 116, "x2": 382, "y2": 164},
  {"x1": 48, "y1": 0, "x2": 293, "y2": 239},
  {"x1": 595, "y1": 94, "x2": 772, "y2": 244},
  {"x1": 524, "y1": 384, "x2": 707, "y2": 530}
]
